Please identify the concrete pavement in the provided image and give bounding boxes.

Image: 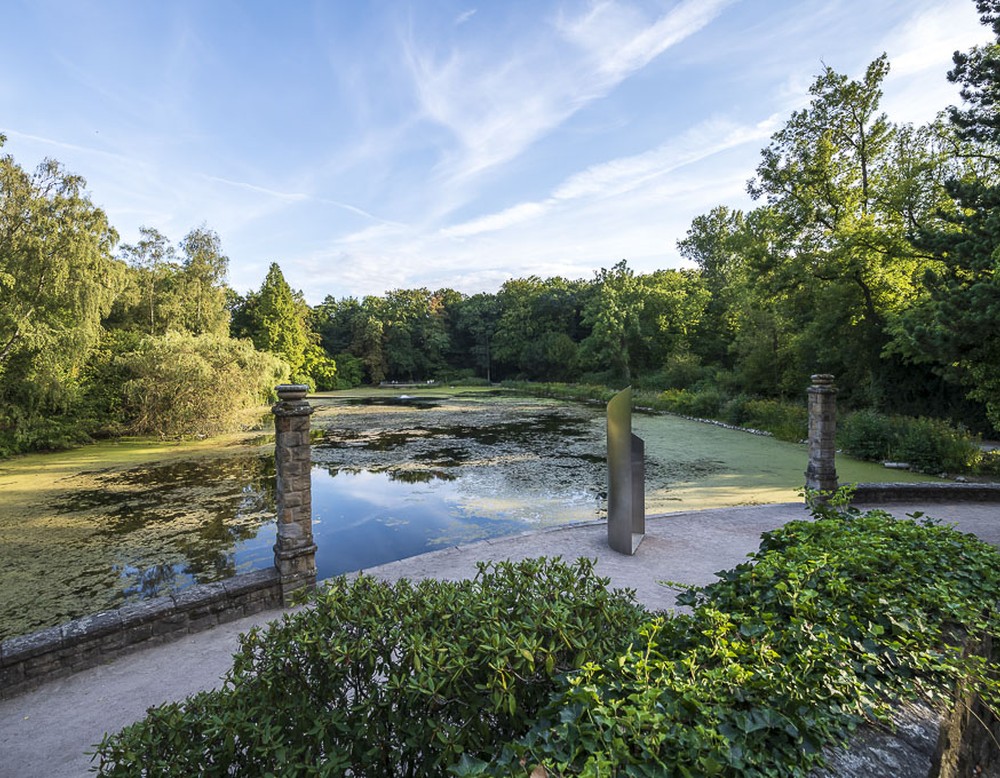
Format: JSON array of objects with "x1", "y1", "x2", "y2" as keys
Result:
[{"x1": 1, "y1": 501, "x2": 997, "y2": 778}]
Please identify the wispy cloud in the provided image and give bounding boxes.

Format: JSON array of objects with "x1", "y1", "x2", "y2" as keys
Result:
[
  {"x1": 441, "y1": 202, "x2": 548, "y2": 238},
  {"x1": 1, "y1": 128, "x2": 135, "y2": 165},
  {"x1": 561, "y1": 0, "x2": 734, "y2": 81},
  {"x1": 438, "y1": 115, "x2": 775, "y2": 240},
  {"x1": 204, "y1": 175, "x2": 309, "y2": 202},
  {"x1": 878, "y1": 0, "x2": 986, "y2": 124},
  {"x1": 403, "y1": 0, "x2": 729, "y2": 193}
]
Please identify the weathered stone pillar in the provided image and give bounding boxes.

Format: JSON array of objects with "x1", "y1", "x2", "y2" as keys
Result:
[
  {"x1": 271, "y1": 384, "x2": 317, "y2": 605},
  {"x1": 805, "y1": 374, "x2": 839, "y2": 494}
]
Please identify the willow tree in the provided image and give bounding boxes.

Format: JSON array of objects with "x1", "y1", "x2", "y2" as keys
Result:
[{"x1": 0, "y1": 139, "x2": 122, "y2": 388}]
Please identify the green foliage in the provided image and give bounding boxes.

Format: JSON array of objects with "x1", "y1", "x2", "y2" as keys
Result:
[
  {"x1": 839, "y1": 410, "x2": 981, "y2": 473},
  {"x1": 253, "y1": 262, "x2": 311, "y2": 372},
  {"x1": 0, "y1": 145, "x2": 125, "y2": 453},
  {"x1": 92, "y1": 508, "x2": 1000, "y2": 778},
  {"x1": 93, "y1": 558, "x2": 645, "y2": 777},
  {"x1": 332, "y1": 352, "x2": 364, "y2": 388},
  {"x1": 177, "y1": 226, "x2": 230, "y2": 336},
  {"x1": 656, "y1": 387, "x2": 726, "y2": 419},
  {"x1": 499, "y1": 380, "x2": 617, "y2": 404},
  {"x1": 738, "y1": 399, "x2": 808, "y2": 442},
  {"x1": 300, "y1": 344, "x2": 338, "y2": 391},
  {"x1": 115, "y1": 331, "x2": 287, "y2": 437},
  {"x1": 493, "y1": 276, "x2": 589, "y2": 382},
  {"x1": 891, "y1": 3, "x2": 1000, "y2": 432},
  {"x1": 0, "y1": 150, "x2": 122, "y2": 377},
  {"x1": 473, "y1": 507, "x2": 1000, "y2": 777}
]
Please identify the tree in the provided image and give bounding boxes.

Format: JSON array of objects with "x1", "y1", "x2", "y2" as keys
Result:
[
  {"x1": 581, "y1": 261, "x2": 644, "y2": 384},
  {"x1": 0, "y1": 141, "x2": 122, "y2": 377},
  {"x1": 118, "y1": 331, "x2": 286, "y2": 436},
  {"x1": 117, "y1": 227, "x2": 178, "y2": 334},
  {"x1": 493, "y1": 276, "x2": 588, "y2": 380},
  {"x1": 896, "y1": 0, "x2": 1000, "y2": 430},
  {"x1": 178, "y1": 226, "x2": 229, "y2": 336},
  {"x1": 254, "y1": 262, "x2": 310, "y2": 373},
  {"x1": 451, "y1": 293, "x2": 499, "y2": 380},
  {"x1": 745, "y1": 56, "x2": 945, "y2": 402}
]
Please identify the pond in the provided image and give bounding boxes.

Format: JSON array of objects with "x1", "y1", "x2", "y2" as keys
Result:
[{"x1": 0, "y1": 388, "x2": 940, "y2": 639}]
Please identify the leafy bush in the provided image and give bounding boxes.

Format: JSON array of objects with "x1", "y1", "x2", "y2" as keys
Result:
[
  {"x1": 839, "y1": 410, "x2": 981, "y2": 473},
  {"x1": 116, "y1": 331, "x2": 287, "y2": 437},
  {"x1": 499, "y1": 380, "x2": 616, "y2": 404},
  {"x1": 468, "y1": 505, "x2": 1000, "y2": 777},
  {"x1": 300, "y1": 344, "x2": 339, "y2": 391},
  {"x1": 739, "y1": 398, "x2": 807, "y2": 442},
  {"x1": 655, "y1": 386, "x2": 726, "y2": 418},
  {"x1": 895, "y1": 416, "x2": 981, "y2": 473},
  {"x1": 979, "y1": 448, "x2": 1000, "y2": 477},
  {"x1": 93, "y1": 558, "x2": 645, "y2": 777},
  {"x1": 837, "y1": 408, "x2": 897, "y2": 461}
]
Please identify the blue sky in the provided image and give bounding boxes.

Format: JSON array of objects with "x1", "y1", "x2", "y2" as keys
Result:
[{"x1": 0, "y1": 0, "x2": 989, "y2": 303}]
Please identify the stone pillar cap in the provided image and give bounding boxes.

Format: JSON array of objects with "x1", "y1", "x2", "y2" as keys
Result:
[
  {"x1": 810, "y1": 374, "x2": 835, "y2": 384},
  {"x1": 276, "y1": 384, "x2": 310, "y2": 402}
]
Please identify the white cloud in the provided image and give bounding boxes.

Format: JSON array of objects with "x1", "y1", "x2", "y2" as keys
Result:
[
  {"x1": 879, "y1": 0, "x2": 986, "y2": 124},
  {"x1": 561, "y1": 0, "x2": 733, "y2": 81},
  {"x1": 441, "y1": 201, "x2": 549, "y2": 238},
  {"x1": 403, "y1": 0, "x2": 728, "y2": 193},
  {"x1": 204, "y1": 175, "x2": 309, "y2": 203},
  {"x1": 435, "y1": 114, "x2": 775, "y2": 244},
  {"x1": 289, "y1": 114, "x2": 769, "y2": 301}
]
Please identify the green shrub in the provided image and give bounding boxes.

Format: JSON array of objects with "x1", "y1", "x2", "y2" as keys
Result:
[
  {"x1": 499, "y1": 380, "x2": 616, "y2": 404},
  {"x1": 332, "y1": 352, "x2": 364, "y2": 389},
  {"x1": 838, "y1": 409, "x2": 896, "y2": 461},
  {"x1": 656, "y1": 387, "x2": 725, "y2": 418},
  {"x1": 469, "y1": 506, "x2": 1000, "y2": 777},
  {"x1": 840, "y1": 410, "x2": 981, "y2": 473},
  {"x1": 740, "y1": 398, "x2": 807, "y2": 442},
  {"x1": 93, "y1": 558, "x2": 645, "y2": 777},
  {"x1": 895, "y1": 416, "x2": 981, "y2": 473},
  {"x1": 721, "y1": 393, "x2": 752, "y2": 426},
  {"x1": 979, "y1": 449, "x2": 1000, "y2": 477}
]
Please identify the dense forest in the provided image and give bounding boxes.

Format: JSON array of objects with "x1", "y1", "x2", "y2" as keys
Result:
[{"x1": 3, "y1": 2, "x2": 1000, "y2": 457}]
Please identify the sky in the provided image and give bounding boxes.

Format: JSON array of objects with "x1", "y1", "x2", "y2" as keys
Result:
[{"x1": 0, "y1": 0, "x2": 991, "y2": 304}]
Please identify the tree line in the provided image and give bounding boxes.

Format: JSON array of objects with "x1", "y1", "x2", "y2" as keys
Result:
[{"x1": 2, "y1": 0, "x2": 999, "y2": 454}]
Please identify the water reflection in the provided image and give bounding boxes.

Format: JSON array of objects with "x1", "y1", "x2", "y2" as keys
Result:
[{"x1": 4, "y1": 395, "x2": 609, "y2": 639}]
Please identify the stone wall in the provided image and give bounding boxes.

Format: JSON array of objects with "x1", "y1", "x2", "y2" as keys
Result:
[
  {"x1": 852, "y1": 482, "x2": 1000, "y2": 503},
  {"x1": 0, "y1": 568, "x2": 281, "y2": 700}
]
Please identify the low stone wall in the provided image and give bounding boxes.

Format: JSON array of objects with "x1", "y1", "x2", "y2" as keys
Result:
[
  {"x1": 853, "y1": 481, "x2": 1000, "y2": 503},
  {"x1": 0, "y1": 568, "x2": 282, "y2": 700}
]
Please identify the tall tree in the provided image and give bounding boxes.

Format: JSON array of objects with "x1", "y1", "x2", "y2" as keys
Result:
[
  {"x1": 897, "y1": 0, "x2": 1000, "y2": 430},
  {"x1": 0, "y1": 140, "x2": 122, "y2": 377},
  {"x1": 178, "y1": 226, "x2": 229, "y2": 336},
  {"x1": 451, "y1": 293, "x2": 500, "y2": 380},
  {"x1": 493, "y1": 276, "x2": 588, "y2": 380},
  {"x1": 118, "y1": 227, "x2": 177, "y2": 335},
  {"x1": 745, "y1": 56, "x2": 943, "y2": 402},
  {"x1": 581, "y1": 261, "x2": 644, "y2": 384},
  {"x1": 254, "y1": 262, "x2": 310, "y2": 373}
]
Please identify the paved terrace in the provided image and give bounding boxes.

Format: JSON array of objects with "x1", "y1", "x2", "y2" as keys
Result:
[{"x1": 1, "y1": 500, "x2": 998, "y2": 778}]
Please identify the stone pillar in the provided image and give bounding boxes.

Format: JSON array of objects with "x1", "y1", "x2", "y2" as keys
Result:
[
  {"x1": 271, "y1": 384, "x2": 317, "y2": 605},
  {"x1": 805, "y1": 374, "x2": 839, "y2": 493}
]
